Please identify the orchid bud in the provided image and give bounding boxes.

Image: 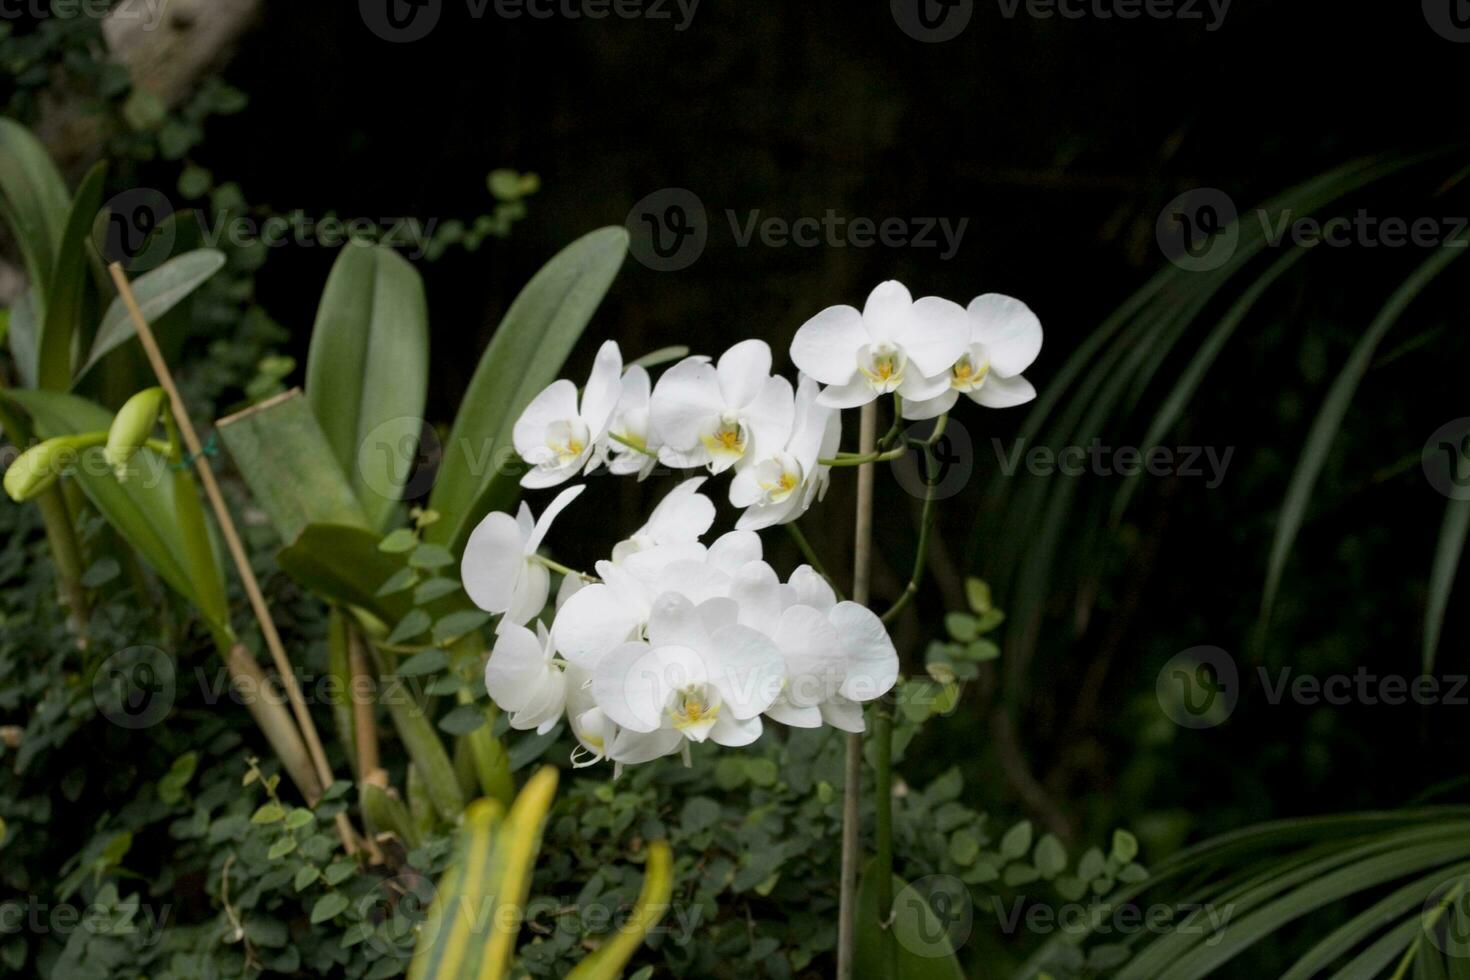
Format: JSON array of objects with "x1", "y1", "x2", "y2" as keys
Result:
[
  {"x1": 105, "y1": 387, "x2": 166, "y2": 475},
  {"x1": 3, "y1": 435, "x2": 90, "y2": 502}
]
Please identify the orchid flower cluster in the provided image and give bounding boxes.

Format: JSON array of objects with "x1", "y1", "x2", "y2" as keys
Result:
[{"x1": 460, "y1": 281, "x2": 1043, "y2": 769}]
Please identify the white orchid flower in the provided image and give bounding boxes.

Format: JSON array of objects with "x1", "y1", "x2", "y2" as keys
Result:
[
  {"x1": 591, "y1": 593, "x2": 786, "y2": 763},
  {"x1": 760, "y1": 565, "x2": 900, "y2": 731},
  {"x1": 790, "y1": 281, "x2": 970, "y2": 413},
  {"x1": 650, "y1": 339, "x2": 795, "y2": 474},
  {"x1": 605, "y1": 364, "x2": 660, "y2": 479},
  {"x1": 461, "y1": 484, "x2": 584, "y2": 630},
  {"x1": 562, "y1": 662, "x2": 616, "y2": 768},
  {"x1": 484, "y1": 621, "x2": 566, "y2": 734},
  {"x1": 903, "y1": 294, "x2": 1043, "y2": 420},
  {"x1": 611, "y1": 477, "x2": 716, "y2": 563},
  {"x1": 730, "y1": 375, "x2": 841, "y2": 531},
  {"x1": 551, "y1": 542, "x2": 699, "y2": 667},
  {"x1": 513, "y1": 340, "x2": 623, "y2": 488}
]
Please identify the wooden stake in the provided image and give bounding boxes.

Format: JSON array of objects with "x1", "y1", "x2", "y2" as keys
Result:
[
  {"x1": 107, "y1": 262, "x2": 363, "y2": 856},
  {"x1": 836, "y1": 400, "x2": 878, "y2": 980}
]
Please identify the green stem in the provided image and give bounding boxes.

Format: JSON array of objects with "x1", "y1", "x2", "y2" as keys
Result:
[
  {"x1": 881, "y1": 440, "x2": 942, "y2": 624},
  {"x1": 608, "y1": 431, "x2": 658, "y2": 457},
  {"x1": 821, "y1": 445, "x2": 906, "y2": 467},
  {"x1": 35, "y1": 487, "x2": 90, "y2": 630},
  {"x1": 530, "y1": 553, "x2": 598, "y2": 582},
  {"x1": 874, "y1": 699, "x2": 895, "y2": 970},
  {"x1": 784, "y1": 522, "x2": 845, "y2": 600}
]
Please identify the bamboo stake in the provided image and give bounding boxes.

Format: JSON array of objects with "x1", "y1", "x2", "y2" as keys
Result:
[
  {"x1": 836, "y1": 400, "x2": 878, "y2": 980},
  {"x1": 107, "y1": 262, "x2": 362, "y2": 856}
]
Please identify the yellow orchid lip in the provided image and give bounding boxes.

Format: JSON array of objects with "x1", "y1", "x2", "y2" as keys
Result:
[
  {"x1": 857, "y1": 343, "x2": 906, "y2": 393},
  {"x1": 669, "y1": 685, "x2": 721, "y2": 739},
  {"x1": 950, "y1": 354, "x2": 990, "y2": 393},
  {"x1": 700, "y1": 415, "x2": 748, "y2": 462}
]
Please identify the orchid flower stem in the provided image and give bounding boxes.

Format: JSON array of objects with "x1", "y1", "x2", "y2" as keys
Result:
[
  {"x1": 880, "y1": 440, "x2": 941, "y2": 625},
  {"x1": 784, "y1": 522, "x2": 845, "y2": 601},
  {"x1": 837, "y1": 400, "x2": 878, "y2": 980},
  {"x1": 530, "y1": 553, "x2": 599, "y2": 583},
  {"x1": 821, "y1": 445, "x2": 905, "y2": 467},
  {"x1": 609, "y1": 431, "x2": 658, "y2": 457}
]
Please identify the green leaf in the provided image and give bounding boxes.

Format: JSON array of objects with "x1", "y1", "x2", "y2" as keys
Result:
[
  {"x1": 293, "y1": 865, "x2": 320, "y2": 891},
  {"x1": 277, "y1": 523, "x2": 416, "y2": 625},
  {"x1": 437, "y1": 704, "x2": 487, "y2": 736},
  {"x1": 388, "y1": 609, "x2": 433, "y2": 646},
  {"x1": 157, "y1": 752, "x2": 198, "y2": 805},
  {"x1": 1000, "y1": 820, "x2": 1033, "y2": 861},
  {"x1": 252, "y1": 802, "x2": 285, "y2": 824},
  {"x1": 426, "y1": 226, "x2": 628, "y2": 554},
  {"x1": 1004, "y1": 863, "x2": 1041, "y2": 886},
  {"x1": 378, "y1": 528, "x2": 418, "y2": 553},
  {"x1": 948, "y1": 830, "x2": 980, "y2": 866},
  {"x1": 267, "y1": 837, "x2": 297, "y2": 860},
  {"x1": 964, "y1": 577, "x2": 992, "y2": 614},
  {"x1": 413, "y1": 577, "x2": 461, "y2": 604},
  {"x1": 309, "y1": 893, "x2": 350, "y2": 925},
  {"x1": 944, "y1": 612, "x2": 977, "y2": 642},
  {"x1": 396, "y1": 648, "x2": 448, "y2": 677},
  {"x1": 376, "y1": 566, "x2": 418, "y2": 597},
  {"x1": 854, "y1": 861, "x2": 966, "y2": 980},
  {"x1": 305, "y1": 242, "x2": 429, "y2": 532},
  {"x1": 431, "y1": 609, "x2": 491, "y2": 646},
  {"x1": 324, "y1": 861, "x2": 357, "y2": 886},
  {"x1": 1112, "y1": 828, "x2": 1140, "y2": 864},
  {"x1": 76, "y1": 249, "x2": 226, "y2": 383},
  {"x1": 216, "y1": 389, "x2": 369, "y2": 544},
  {"x1": 5, "y1": 289, "x2": 40, "y2": 388},
  {"x1": 0, "y1": 118, "x2": 72, "y2": 292},
  {"x1": 1261, "y1": 231, "x2": 1469, "y2": 626},
  {"x1": 1036, "y1": 833, "x2": 1068, "y2": 879},
  {"x1": 1425, "y1": 494, "x2": 1470, "y2": 673},
  {"x1": 409, "y1": 543, "x2": 455, "y2": 570},
  {"x1": 37, "y1": 162, "x2": 105, "y2": 389},
  {"x1": 284, "y1": 808, "x2": 315, "y2": 831}
]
